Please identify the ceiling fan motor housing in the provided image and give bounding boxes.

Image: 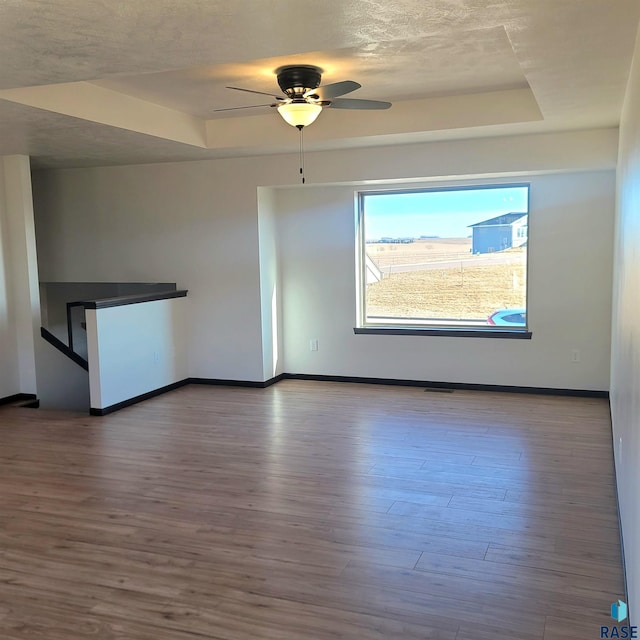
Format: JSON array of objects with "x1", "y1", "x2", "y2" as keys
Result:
[{"x1": 276, "y1": 65, "x2": 322, "y2": 100}]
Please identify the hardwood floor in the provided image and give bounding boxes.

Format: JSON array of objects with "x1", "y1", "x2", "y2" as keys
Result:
[{"x1": 0, "y1": 381, "x2": 624, "y2": 639}]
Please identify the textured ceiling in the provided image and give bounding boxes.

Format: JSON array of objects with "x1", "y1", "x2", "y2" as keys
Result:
[
  {"x1": 93, "y1": 26, "x2": 527, "y2": 118},
  {"x1": 0, "y1": 0, "x2": 637, "y2": 168}
]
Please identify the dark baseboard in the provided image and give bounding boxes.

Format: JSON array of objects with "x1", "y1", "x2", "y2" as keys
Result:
[
  {"x1": 90, "y1": 379, "x2": 189, "y2": 416},
  {"x1": 89, "y1": 375, "x2": 286, "y2": 416},
  {"x1": 21, "y1": 399, "x2": 40, "y2": 408},
  {"x1": 87, "y1": 372, "x2": 607, "y2": 417},
  {"x1": 281, "y1": 373, "x2": 609, "y2": 398},
  {"x1": 264, "y1": 374, "x2": 286, "y2": 387},
  {"x1": 0, "y1": 393, "x2": 37, "y2": 407},
  {"x1": 189, "y1": 374, "x2": 285, "y2": 389}
]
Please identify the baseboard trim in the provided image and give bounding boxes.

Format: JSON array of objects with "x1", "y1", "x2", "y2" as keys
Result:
[
  {"x1": 87, "y1": 373, "x2": 607, "y2": 416},
  {"x1": 281, "y1": 373, "x2": 609, "y2": 398},
  {"x1": 189, "y1": 374, "x2": 285, "y2": 389},
  {"x1": 89, "y1": 375, "x2": 287, "y2": 416},
  {"x1": 90, "y1": 380, "x2": 189, "y2": 416},
  {"x1": 0, "y1": 393, "x2": 37, "y2": 406}
]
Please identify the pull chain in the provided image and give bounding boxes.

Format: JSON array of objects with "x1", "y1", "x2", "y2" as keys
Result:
[{"x1": 297, "y1": 124, "x2": 305, "y2": 184}]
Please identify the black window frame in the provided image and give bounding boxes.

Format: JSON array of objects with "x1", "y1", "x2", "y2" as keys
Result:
[{"x1": 355, "y1": 183, "x2": 532, "y2": 339}]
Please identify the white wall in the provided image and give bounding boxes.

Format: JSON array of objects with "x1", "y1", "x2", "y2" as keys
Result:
[
  {"x1": 34, "y1": 161, "x2": 266, "y2": 382},
  {"x1": 257, "y1": 187, "x2": 283, "y2": 379},
  {"x1": 4, "y1": 156, "x2": 40, "y2": 394},
  {"x1": 32, "y1": 129, "x2": 618, "y2": 384},
  {"x1": 0, "y1": 155, "x2": 39, "y2": 399},
  {"x1": 611, "y1": 22, "x2": 640, "y2": 625},
  {"x1": 86, "y1": 297, "x2": 188, "y2": 410},
  {"x1": 0, "y1": 164, "x2": 19, "y2": 398},
  {"x1": 276, "y1": 172, "x2": 614, "y2": 389}
]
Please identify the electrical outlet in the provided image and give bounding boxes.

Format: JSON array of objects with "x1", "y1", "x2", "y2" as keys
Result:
[
  {"x1": 153, "y1": 351, "x2": 160, "y2": 363},
  {"x1": 310, "y1": 339, "x2": 319, "y2": 352},
  {"x1": 571, "y1": 349, "x2": 580, "y2": 363}
]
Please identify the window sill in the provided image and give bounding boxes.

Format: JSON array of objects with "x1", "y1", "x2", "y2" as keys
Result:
[{"x1": 354, "y1": 327, "x2": 532, "y2": 339}]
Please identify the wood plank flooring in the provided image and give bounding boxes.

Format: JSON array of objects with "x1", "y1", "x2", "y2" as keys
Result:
[{"x1": 0, "y1": 381, "x2": 624, "y2": 639}]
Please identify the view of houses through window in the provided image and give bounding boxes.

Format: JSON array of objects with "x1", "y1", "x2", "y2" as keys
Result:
[{"x1": 359, "y1": 185, "x2": 530, "y2": 330}]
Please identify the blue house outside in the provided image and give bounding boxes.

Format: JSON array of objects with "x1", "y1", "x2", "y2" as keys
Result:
[{"x1": 469, "y1": 212, "x2": 528, "y2": 254}]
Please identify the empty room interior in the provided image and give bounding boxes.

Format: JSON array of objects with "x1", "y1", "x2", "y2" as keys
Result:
[{"x1": 2, "y1": 1, "x2": 640, "y2": 638}]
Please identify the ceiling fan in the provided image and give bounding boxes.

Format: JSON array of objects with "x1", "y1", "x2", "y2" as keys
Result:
[{"x1": 215, "y1": 65, "x2": 392, "y2": 128}]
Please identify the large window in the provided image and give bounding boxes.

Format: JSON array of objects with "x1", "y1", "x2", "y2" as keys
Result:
[{"x1": 358, "y1": 184, "x2": 529, "y2": 333}]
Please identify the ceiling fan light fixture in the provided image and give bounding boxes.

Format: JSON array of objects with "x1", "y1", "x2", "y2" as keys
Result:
[{"x1": 277, "y1": 102, "x2": 322, "y2": 128}]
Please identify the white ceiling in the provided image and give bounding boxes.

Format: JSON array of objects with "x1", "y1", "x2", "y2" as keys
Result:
[{"x1": 0, "y1": 0, "x2": 637, "y2": 168}]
